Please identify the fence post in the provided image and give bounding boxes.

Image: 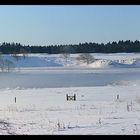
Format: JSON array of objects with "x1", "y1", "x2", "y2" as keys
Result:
[
  {"x1": 66, "y1": 94, "x2": 68, "y2": 101},
  {"x1": 127, "y1": 103, "x2": 130, "y2": 112},
  {"x1": 117, "y1": 94, "x2": 119, "y2": 100},
  {"x1": 74, "y1": 94, "x2": 76, "y2": 101},
  {"x1": 15, "y1": 97, "x2": 16, "y2": 103}
]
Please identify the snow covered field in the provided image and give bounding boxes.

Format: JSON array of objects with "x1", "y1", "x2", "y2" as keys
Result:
[{"x1": 0, "y1": 53, "x2": 140, "y2": 135}]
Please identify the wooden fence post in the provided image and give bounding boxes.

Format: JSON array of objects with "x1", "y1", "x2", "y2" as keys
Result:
[
  {"x1": 74, "y1": 94, "x2": 76, "y2": 101},
  {"x1": 15, "y1": 97, "x2": 16, "y2": 103},
  {"x1": 117, "y1": 94, "x2": 119, "y2": 100}
]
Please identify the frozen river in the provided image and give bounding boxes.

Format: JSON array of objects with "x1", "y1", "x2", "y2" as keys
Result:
[{"x1": 0, "y1": 67, "x2": 140, "y2": 89}]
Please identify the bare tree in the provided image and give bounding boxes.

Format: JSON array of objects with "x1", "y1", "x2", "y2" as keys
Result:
[
  {"x1": 0, "y1": 59, "x2": 5, "y2": 72},
  {"x1": 20, "y1": 48, "x2": 28, "y2": 59},
  {"x1": 0, "y1": 52, "x2": 5, "y2": 72},
  {"x1": 60, "y1": 53, "x2": 70, "y2": 64},
  {"x1": 0, "y1": 59, "x2": 15, "y2": 72},
  {"x1": 4, "y1": 60, "x2": 15, "y2": 72},
  {"x1": 11, "y1": 52, "x2": 21, "y2": 62},
  {"x1": 59, "y1": 45, "x2": 71, "y2": 65},
  {"x1": 0, "y1": 52, "x2": 15, "y2": 72},
  {"x1": 11, "y1": 52, "x2": 21, "y2": 71},
  {"x1": 76, "y1": 53, "x2": 95, "y2": 64}
]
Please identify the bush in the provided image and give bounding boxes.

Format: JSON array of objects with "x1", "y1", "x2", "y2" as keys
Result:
[{"x1": 76, "y1": 53, "x2": 95, "y2": 64}]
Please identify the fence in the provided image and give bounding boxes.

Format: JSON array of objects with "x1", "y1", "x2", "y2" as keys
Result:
[{"x1": 66, "y1": 94, "x2": 76, "y2": 101}]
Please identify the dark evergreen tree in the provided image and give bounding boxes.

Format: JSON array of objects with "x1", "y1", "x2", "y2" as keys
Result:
[{"x1": 0, "y1": 40, "x2": 140, "y2": 54}]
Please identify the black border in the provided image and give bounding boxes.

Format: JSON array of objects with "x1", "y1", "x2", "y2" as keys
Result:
[
  {"x1": 0, "y1": 0, "x2": 140, "y2": 5},
  {"x1": 0, "y1": 134, "x2": 137, "y2": 137}
]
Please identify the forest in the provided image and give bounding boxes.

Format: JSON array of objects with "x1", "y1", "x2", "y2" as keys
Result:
[{"x1": 0, "y1": 40, "x2": 140, "y2": 54}]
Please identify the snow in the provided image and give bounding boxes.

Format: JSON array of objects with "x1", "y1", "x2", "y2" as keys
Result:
[
  {"x1": 1, "y1": 53, "x2": 140, "y2": 68},
  {"x1": 1, "y1": 85, "x2": 140, "y2": 135},
  {"x1": 0, "y1": 53, "x2": 140, "y2": 135}
]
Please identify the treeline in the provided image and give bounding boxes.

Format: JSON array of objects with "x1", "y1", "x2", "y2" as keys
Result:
[{"x1": 0, "y1": 40, "x2": 140, "y2": 54}]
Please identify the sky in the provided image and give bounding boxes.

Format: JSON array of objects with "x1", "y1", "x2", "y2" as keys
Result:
[{"x1": 0, "y1": 5, "x2": 140, "y2": 46}]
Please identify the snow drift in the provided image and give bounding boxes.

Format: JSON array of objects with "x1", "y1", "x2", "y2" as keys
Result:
[{"x1": 1, "y1": 53, "x2": 140, "y2": 68}]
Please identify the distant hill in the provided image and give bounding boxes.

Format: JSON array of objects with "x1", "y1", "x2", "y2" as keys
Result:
[{"x1": 1, "y1": 53, "x2": 140, "y2": 69}]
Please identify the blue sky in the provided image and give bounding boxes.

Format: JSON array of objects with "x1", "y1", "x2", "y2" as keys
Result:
[{"x1": 0, "y1": 5, "x2": 140, "y2": 46}]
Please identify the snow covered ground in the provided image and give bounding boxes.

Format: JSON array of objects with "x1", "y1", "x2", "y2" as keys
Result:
[
  {"x1": 2, "y1": 52, "x2": 140, "y2": 68},
  {"x1": 1, "y1": 85, "x2": 140, "y2": 135},
  {"x1": 0, "y1": 53, "x2": 140, "y2": 135}
]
